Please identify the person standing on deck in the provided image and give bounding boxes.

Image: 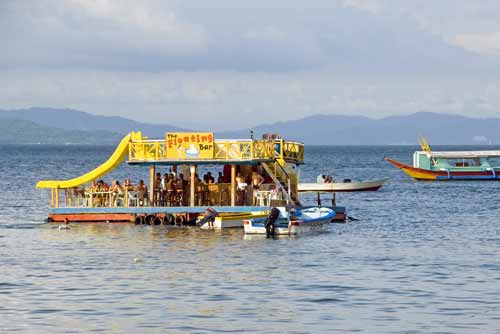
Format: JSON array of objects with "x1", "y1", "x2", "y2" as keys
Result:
[
  {"x1": 251, "y1": 171, "x2": 265, "y2": 205},
  {"x1": 135, "y1": 180, "x2": 148, "y2": 206}
]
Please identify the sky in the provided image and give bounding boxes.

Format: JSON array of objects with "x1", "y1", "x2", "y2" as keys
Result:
[{"x1": 2, "y1": 0, "x2": 500, "y2": 130}]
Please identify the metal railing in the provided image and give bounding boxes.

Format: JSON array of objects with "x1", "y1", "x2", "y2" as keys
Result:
[{"x1": 128, "y1": 139, "x2": 304, "y2": 163}]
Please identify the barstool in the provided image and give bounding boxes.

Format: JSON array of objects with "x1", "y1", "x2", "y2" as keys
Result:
[{"x1": 219, "y1": 188, "x2": 230, "y2": 206}]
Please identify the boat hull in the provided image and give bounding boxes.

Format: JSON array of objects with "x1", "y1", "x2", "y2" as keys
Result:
[
  {"x1": 298, "y1": 178, "x2": 389, "y2": 192},
  {"x1": 385, "y1": 157, "x2": 500, "y2": 181},
  {"x1": 200, "y1": 212, "x2": 267, "y2": 229},
  {"x1": 243, "y1": 207, "x2": 335, "y2": 236}
]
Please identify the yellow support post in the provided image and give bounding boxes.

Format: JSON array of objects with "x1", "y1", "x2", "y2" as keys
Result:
[
  {"x1": 230, "y1": 164, "x2": 236, "y2": 206},
  {"x1": 51, "y1": 189, "x2": 54, "y2": 208},
  {"x1": 55, "y1": 188, "x2": 59, "y2": 208},
  {"x1": 149, "y1": 165, "x2": 155, "y2": 205},
  {"x1": 125, "y1": 188, "x2": 129, "y2": 208},
  {"x1": 190, "y1": 165, "x2": 196, "y2": 207}
]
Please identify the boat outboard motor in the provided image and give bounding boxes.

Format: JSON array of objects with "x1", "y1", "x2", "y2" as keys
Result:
[
  {"x1": 265, "y1": 207, "x2": 280, "y2": 238},
  {"x1": 197, "y1": 207, "x2": 218, "y2": 227}
]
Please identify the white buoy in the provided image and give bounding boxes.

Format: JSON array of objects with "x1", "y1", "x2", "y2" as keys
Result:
[{"x1": 134, "y1": 258, "x2": 142, "y2": 263}]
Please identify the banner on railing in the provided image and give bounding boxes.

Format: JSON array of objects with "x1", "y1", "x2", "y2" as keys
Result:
[{"x1": 165, "y1": 132, "x2": 214, "y2": 159}]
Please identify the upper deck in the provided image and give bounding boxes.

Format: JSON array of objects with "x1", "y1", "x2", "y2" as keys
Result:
[{"x1": 128, "y1": 135, "x2": 304, "y2": 165}]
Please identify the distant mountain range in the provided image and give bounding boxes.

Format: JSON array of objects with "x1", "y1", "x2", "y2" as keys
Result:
[
  {"x1": 0, "y1": 107, "x2": 499, "y2": 145},
  {"x1": 0, "y1": 107, "x2": 186, "y2": 138},
  {"x1": 0, "y1": 118, "x2": 122, "y2": 144},
  {"x1": 222, "y1": 112, "x2": 500, "y2": 145}
]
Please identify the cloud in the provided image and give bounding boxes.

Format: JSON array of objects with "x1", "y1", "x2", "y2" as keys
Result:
[
  {"x1": 452, "y1": 32, "x2": 500, "y2": 56},
  {"x1": 2, "y1": 0, "x2": 490, "y2": 73},
  {"x1": 3, "y1": 68, "x2": 500, "y2": 130},
  {"x1": 0, "y1": 0, "x2": 208, "y2": 70},
  {"x1": 2, "y1": 0, "x2": 500, "y2": 130}
]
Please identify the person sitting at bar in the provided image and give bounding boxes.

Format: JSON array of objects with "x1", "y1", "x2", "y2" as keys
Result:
[
  {"x1": 251, "y1": 171, "x2": 265, "y2": 205},
  {"x1": 206, "y1": 172, "x2": 215, "y2": 184},
  {"x1": 176, "y1": 174, "x2": 185, "y2": 206},
  {"x1": 217, "y1": 172, "x2": 224, "y2": 183},
  {"x1": 160, "y1": 173, "x2": 169, "y2": 206},
  {"x1": 98, "y1": 179, "x2": 110, "y2": 191},
  {"x1": 236, "y1": 172, "x2": 247, "y2": 205},
  {"x1": 84, "y1": 181, "x2": 98, "y2": 207},
  {"x1": 166, "y1": 175, "x2": 176, "y2": 206},
  {"x1": 135, "y1": 179, "x2": 148, "y2": 206},
  {"x1": 110, "y1": 180, "x2": 125, "y2": 207},
  {"x1": 123, "y1": 178, "x2": 136, "y2": 206},
  {"x1": 155, "y1": 173, "x2": 162, "y2": 206},
  {"x1": 123, "y1": 178, "x2": 134, "y2": 191},
  {"x1": 95, "y1": 180, "x2": 109, "y2": 206}
]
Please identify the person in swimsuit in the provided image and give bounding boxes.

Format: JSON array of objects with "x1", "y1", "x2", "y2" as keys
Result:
[
  {"x1": 135, "y1": 180, "x2": 148, "y2": 206},
  {"x1": 251, "y1": 171, "x2": 265, "y2": 205},
  {"x1": 110, "y1": 180, "x2": 125, "y2": 207}
]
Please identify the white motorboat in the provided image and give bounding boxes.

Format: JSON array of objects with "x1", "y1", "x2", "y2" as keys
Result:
[
  {"x1": 243, "y1": 207, "x2": 336, "y2": 236},
  {"x1": 298, "y1": 178, "x2": 390, "y2": 193}
]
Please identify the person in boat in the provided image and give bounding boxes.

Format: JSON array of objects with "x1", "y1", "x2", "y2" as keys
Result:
[
  {"x1": 317, "y1": 174, "x2": 326, "y2": 183},
  {"x1": 135, "y1": 179, "x2": 148, "y2": 206},
  {"x1": 324, "y1": 175, "x2": 333, "y2": 183},
  {"x1": 110, "y1": 180, "x2": 125, "y2": 207},
  {"x1": 265, "y1": 207, "x2": 281, "y2": 238}
]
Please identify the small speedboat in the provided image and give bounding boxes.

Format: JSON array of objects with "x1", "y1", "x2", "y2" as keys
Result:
[{"x1": 243, "y1": 207, "x2": 336, "y2": 236}]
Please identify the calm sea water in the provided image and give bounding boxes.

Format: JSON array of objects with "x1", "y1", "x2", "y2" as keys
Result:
[{"x1": 1, "y1": 145, "x2": 499, "y2": 333}]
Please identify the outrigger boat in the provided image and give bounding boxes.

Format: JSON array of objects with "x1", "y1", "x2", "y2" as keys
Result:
[
  {"x1": 386, "y1": 136, "x2": 500, "y2": 180},
  {"x1": 243, "y1": 207, "x2": 336, "y2": 235},
  {"x1": 36, "y1": 131, "x2": 348, "y2": 225}
]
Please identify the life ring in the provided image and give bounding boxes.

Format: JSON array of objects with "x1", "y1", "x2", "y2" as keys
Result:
[
  {"x1": 145, "y1": 214, "x2": 155, "y2": 225},
  {"x1": 152, "y1": 216, "x2": 162, "y2": 225},
  {"x1": 174, "y1": 215, "x2": 185, "y2": 225},
  {"x1": 164, "y1": 214, "x2": 174, "y2": 225}
]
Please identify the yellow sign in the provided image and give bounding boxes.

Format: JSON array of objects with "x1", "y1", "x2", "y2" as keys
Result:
[{"x1": 165, "y1": 132, "x2": 214, "y2": 159}]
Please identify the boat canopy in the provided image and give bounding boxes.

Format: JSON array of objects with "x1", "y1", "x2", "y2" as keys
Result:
[{"x1": 421, "y1": 150, "x2": 500, "y2": 159}]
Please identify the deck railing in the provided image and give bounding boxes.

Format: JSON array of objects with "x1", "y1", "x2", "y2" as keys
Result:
[{"x1": 128, "y1": 139, "x2": 304, "y2": 163}]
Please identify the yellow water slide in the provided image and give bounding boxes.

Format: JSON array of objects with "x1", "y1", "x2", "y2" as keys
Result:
[{"x1": 36, "y1": 132, "x2": 141, "y2": 189}]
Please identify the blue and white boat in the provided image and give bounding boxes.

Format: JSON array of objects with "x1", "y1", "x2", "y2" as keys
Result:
[{"x1": 243, "y1": 206, "x2": 336, "y2": 236}]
